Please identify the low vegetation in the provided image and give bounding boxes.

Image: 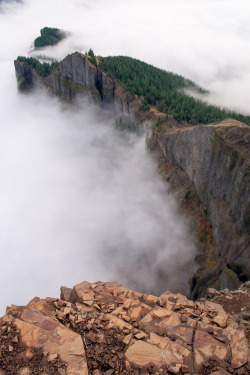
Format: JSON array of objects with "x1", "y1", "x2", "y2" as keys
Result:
[
  {"x1": 34, "y1": 27, "x2": 65, "y2": 48},
  {"x1": 99, "y1": 56, "x2": 250, "y2": 125},
  {"x1": 17, "y1": 56, "x2": 60, "y2": 77},
  {"x1": 86, "y1": 48, "x2": 97, "y2": 67}
]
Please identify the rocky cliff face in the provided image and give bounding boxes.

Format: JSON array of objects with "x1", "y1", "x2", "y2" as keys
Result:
[
  {"x1": 147, "y1": 119, "x2": 250, "y2": 290},
  {"x1": 14, "y1": 60, "x2": 42, "y2": 90},
  {"x1": 14, "y1": 52, "x2": 136, "y2": 123},
  {"x1": 1, "y1": 280, "x2": 249, "y2": 374},
  {"x1": 14, "y1": 54, "x2": 249, "y2": 297}
]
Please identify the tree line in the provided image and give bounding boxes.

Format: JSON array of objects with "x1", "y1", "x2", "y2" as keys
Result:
[
  {"x1": 17, "y1": 56, "x2": 60, "y2": 77},
  {"x1": 99, "y1": 56, "x2": 250, "y2": 126}
]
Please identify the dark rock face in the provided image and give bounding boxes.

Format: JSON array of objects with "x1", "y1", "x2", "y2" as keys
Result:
[
  {"x1": 14, "y1": 52, "x2": 137, "y2": 123},
  {"x1": 60, "y1": 52, "x2": 97, "y2": 88},
  {"x1": 46, "y1": 52, "x2": 115, "y2": 104},
  {"x1": 14, "y1": 52, "x2": 115, "y2": 104},
  {"x1": 14, "y1": 60, "x2": 42, "y2": 90},
  {"x1": 147, "y1": 119, "x2": 250, "y2": 285}
]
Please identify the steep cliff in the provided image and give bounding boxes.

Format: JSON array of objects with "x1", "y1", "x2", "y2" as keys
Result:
[
  {"x1": 147, "y1": 119, "x2": 250, "y2": 292},
  {"x1": 1, "y1": 280, "x2": 249, "y2": 374},
  {"x1": 14, "y1": 53, "x2": 250, "y2": 296},
  {"x1": 14, "y1": 52, "x2": 136, "y2": 123},
  {"x1": 14, "y1": 59, "x2": 42, "y2": 90}
]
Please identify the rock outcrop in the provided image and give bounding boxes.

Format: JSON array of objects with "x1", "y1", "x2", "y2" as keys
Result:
[
  {"x1": 14, "y1": 54, "x2": 250, "y2": 297},
  {"x1": 147, "y1": 119, "x2": 250, "y2": 292},
  {"x1": 1, "y1": 281, "x2": 249, "y2": 374},
  {"x1": 14, "y1": 60, "x2": 42, "y2": 91},
  {"x1": 14, "y1": 52, "x2": 136, "y2": 124}
]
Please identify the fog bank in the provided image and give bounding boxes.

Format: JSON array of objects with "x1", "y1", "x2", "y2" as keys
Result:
[
  {"x1": 0, "y1": 88, "x2": 197, "y2": 314},
  {"x1": 1, "y1": 0, "x2": 249, "y2": 114}
]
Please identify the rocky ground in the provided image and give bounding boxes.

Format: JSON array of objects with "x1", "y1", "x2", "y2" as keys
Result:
[{"x1": 0, "y1": 281, "x2": 249, "y2": 375}]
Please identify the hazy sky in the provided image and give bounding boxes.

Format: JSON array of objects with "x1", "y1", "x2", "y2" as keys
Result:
[
  {"x1": 1, "y1": 0, "x2": 250, "y2": 114},
  {"x1": 0, "y1": 0, "x2": 249, "y2": 314}
]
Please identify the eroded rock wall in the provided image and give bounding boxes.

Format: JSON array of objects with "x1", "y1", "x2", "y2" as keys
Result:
[
  {"x1": 148, "y1": 119, "x2": 250, "y2": 283},
  {"x1": 14, "y1": 52, "x2": 137, "y2": 124},
  {"x1": 14, "y1": 60, "x2": 42, "y2": 90}
]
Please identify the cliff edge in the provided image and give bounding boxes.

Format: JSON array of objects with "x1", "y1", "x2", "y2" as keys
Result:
[
  {"x1": 14, "y1": 54, "x2": 250, "y2": 297},
  {"x1": 14, "y1": 52, "x2": 136, "y2": 124},
  {"x1": 147, "y1": 119, "x2": 250, "y2": 296},
  {"x1": 1, "y1": 280, "x2": 249, "y2": 374}
]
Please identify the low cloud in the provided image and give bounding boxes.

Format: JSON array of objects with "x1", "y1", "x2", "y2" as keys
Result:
[{"x1": 0, "y1": 89, "x2": 197, "y2": 314}]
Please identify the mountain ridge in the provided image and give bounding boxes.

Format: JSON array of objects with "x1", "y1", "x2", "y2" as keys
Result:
[
  {"x1": 14, "y1": 51, "x2": 250, "y2": 297},
  {"x1": 15, "y1": 51, "x2": 250, "y2": 127}
]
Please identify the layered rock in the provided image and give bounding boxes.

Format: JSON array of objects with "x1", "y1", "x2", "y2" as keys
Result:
[
  {"x1": 1, "y1": 281, "x2": 249, "y2": 374},
  {"x1": 14, "y1": 52, "x2": 136, "y2": 124},
  {"x1": 147, "y1": 119, "x2": 250, "y2": 291}
]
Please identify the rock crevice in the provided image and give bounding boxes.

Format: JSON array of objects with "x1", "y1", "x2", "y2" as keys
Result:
[{"x1": 1, "y1": 281, "x2": 249, "y2": 374}]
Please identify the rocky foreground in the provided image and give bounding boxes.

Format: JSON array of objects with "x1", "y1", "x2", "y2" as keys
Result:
[{"x1": 0, "y1": 281, "x2": 249, "y2": 375}]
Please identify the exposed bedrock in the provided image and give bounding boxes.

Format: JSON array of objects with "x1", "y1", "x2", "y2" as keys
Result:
[
  {"x1": 14, "y1": 52, "x2": 135, "y2": 123},
  {"x1": 1, "y1": 280, "x2": 249, "y2": 374},
  {"x1": 14, "y1": 53, "x2": 249, "y2": 296},
  {"x1": 147, "y1": 119, "x2": 250, "y2": 287}
]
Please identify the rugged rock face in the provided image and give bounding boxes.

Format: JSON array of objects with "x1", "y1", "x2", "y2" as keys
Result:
[
  {"x1": 14, "y1": 60, "x2": 42, "y2": 90},
  {"x1": 14, "y1": 54, "x2": 249, "y2": 296},
  {"x1": 14, "y1": 52, "x2": 136, "y2": 123},
  {"x1": 1, "y1": 281, "x2": 249, "y2": 374},
  {"x1": 147, "y1": 119, "x2": 250, "y2": 290}
]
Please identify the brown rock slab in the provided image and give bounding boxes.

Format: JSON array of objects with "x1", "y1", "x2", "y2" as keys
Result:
[
  {"x1": 8, "y1": 308, "x2": 88, "y2": 375},
  {"x1": 61, "y1": 286, "x2": 73, "y2": 301},
  {"x1": 2, "y1": 280, "x2": 249, "y2": 375},
  {"x1": 72, "y1": 281, "x2": 95, "y2": 306},
  {"x1": 125, "y1": 340, "x2": 164, "y2": 369},
  {"x1": 205, "y1": 301, "x2": 228, "y2": 328},
  {"x1": 225, "y1": 328, "x2": 248, "y2": 368},
  {"x1": 194, "y1": 330, "x2": 230, "y2": 371}
]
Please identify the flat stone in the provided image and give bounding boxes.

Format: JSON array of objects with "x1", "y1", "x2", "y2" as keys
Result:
[
  {"x1": 225, "y1": 328, "x2": 248, "y2": 368},
  {"x1": 194, "y1": 330, "x2": 230, "y2": 371},
  {"x1": 10, "y1": 308, "x2": 88, "y2": 375},
  {"x1": 130, "y1": 305, "x2": 143, "y2": 321},
  {"x1": 148, "y1": 332, "x2": 192, "y2": 368},
  {"x1": 125, "y1": 341, "x2": 164, "y2": 368},
  {"x1": 151, "y1": 307, "x2": 170, "y2": 319},
  {"x1": 164, "y1": 325, "x2": 194, "y2": 345}
]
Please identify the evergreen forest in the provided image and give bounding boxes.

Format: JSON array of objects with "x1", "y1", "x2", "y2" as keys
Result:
[
  {"x1": 99, "y1": 56, "x2": 250, "y2": 125},
  {"x1": 34, "y1": 27, "x2": 65, "y2": 48}
]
